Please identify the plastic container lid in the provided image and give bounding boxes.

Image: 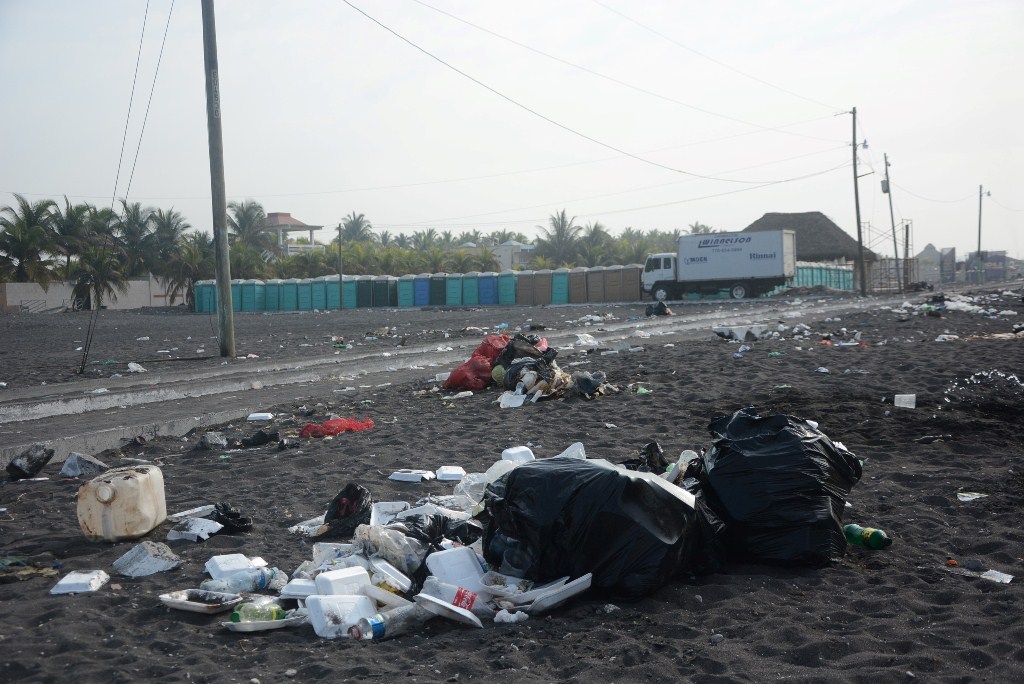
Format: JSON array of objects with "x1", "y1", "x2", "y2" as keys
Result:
[
  {"x1": 435, "y1": 465, "x2": 466, "y2": 481},
  {"x1": 204, "y1": 554, "x2": 256, "y2": 579},
  {"x1": 314, "y1": 567, "x2": 371, "y2": 596}
]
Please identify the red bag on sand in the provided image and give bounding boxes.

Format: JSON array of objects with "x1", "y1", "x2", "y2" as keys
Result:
[
  {"x1": 299, "y1": 417, "x2": 375, "y2": 438},
  {"x1": 442, "y1": 334, "x2": 509, "y2": 391}
]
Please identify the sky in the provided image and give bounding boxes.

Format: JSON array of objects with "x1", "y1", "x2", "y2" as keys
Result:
[{"x1": 1, "y1": 0, "x2": 1021, "y2": 260}]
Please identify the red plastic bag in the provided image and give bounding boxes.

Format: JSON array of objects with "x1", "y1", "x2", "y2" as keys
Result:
[
  {"x1": 442, "y1": 335, "x2": 509, "y2": 391},
  {"x1": 299, "y1": 417, "x2": 375, "y2": 439}
]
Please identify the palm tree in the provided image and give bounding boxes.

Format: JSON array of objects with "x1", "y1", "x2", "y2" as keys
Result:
[
  {"x1": 438, "y1": 230, "x2": 456, "y2": 250},
  {"x1": 150, "y1": 208, "x2": 191, "y2": 277},
  {"x1": 535, "y1": 209, "x2": 582, "y2": 266},
  {"x1": 114, "y1": 200, "x2": 155, "y2": 277},
  {"x1": 688, "y1": 221, "x2": 716, "y2": 234},
  {"x1": 341, "y1": 212, "x2": 375, "y2": 243},
  {"x1": 72, "y1": 247, "x2": 129, "y2": 308},
  {"x1": 378, "y1": 230, "x2": 393, "y2": 247},
  {"x1": 410, "y1": 229, "x2": 438, "y2": 251},
  {"x1": 50, "y1": 197, "x2": 92, "y2": 278},
  {"x1": 228, "y1": 199, "x2": 272, "y2": 252},
  {"x1": 163, "y1": 232, "x2": 214, "y2": 307},
  {"x1": 230, "y1": 243, "x2": 273, "y2": 280},
  {"x1": 447, "y1": 250, "x2": 477, "y2": 274},
  {"x1": 0, "y1": 194, "x2": 57, "y2": 286},
  {"x1": 86, "y1": 205, "x2": 119, "y2": 249},
  {"x1": 423, "y1": 247, "x2": 449, "y2": 273},
  {"x1": 394, "y1": 233, "x2": 411, "y2": 250},
  {"x1": 475, "y1": 247, "x2": 500, "y2": 272},
  {"x1": 579, "y1": 221, "x2": 612, "y2": 266},
  {"x1": 456, "y1": 229, "x2": 483, "y2": 246}
]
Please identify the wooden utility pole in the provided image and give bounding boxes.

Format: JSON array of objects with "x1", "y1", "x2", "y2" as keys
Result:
[
  {"x1": 883, "y1": 153, "x2": 902, "y2": 292},
  {"x1": 337, "y1": 222, "x2": 344, "y2": 309},
  {"x1": 976, "y1": 185, "x2": 986, "y2": 285},
  {"x1": 201, "y1": 0, "x2": 235, "y2": 357},
  {"x1": 851, "y1": 107, "x2": 867, "y2": 296}
]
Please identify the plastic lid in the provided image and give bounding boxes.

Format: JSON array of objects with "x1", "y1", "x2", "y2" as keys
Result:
[{"x1": 95, "y1": 484, "x2": 116, "y2": 503}]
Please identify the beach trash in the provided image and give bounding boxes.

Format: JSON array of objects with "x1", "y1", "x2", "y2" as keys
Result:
[
  {"x1": 307, "y1": 595, "x2": 377, "y2": 638},
  {"x1": 368, "y1": 558, "x2": 412, "y2": 594},
  {"x1": 246, "y1": 412, "x2": 274, "y2": 421},
  {"x1": 435, "y1": 465, "x2": 466, "y2": 481},
  {"x1": 199, "y1": 432, "x2": 228, "y2": 450},
  {"x1": 50, "y1": 570, "x2": 110, "y2": 595},
  {"x1": 112, "y1": 541, "x2": 181, "y2": 577},
  {"x1": 59, "y1": 452, "x2": 109, "y2": 479},
  {"x1": 6, "y1": 443, "x2": 55, "y2": 480},
  {"x1": 167, "y1": 517, "x2": 223, "y2": 542},
  {"x1": 894, "y1": 394, "x2": 917, "y2": 408},
  {"x1": 348, "y1": 603, "x2": 435, "y2": 640},
  {"x1": 844, "y1": 524, "x2": 893, "y2": 549},
  {"x1": 501, "y1": 446, "x2": 535, "y2": 463},
  {"x1": 77, "y1": 465, "x2": 167, "y2": 542},
  {"x1": 205, "y1": 553, "x2": 259, "y2": 579},
  {"x1": 425, "y1": 547, "x2": 490, "y2": 597},
  {"x1": 314, "y1": 567, "x2": 371, "y2": 596}
]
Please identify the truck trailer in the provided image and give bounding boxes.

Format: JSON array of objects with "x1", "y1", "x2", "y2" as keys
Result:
[{"x1": 642, "y1": 229, "x2": 796, "y2": 300}]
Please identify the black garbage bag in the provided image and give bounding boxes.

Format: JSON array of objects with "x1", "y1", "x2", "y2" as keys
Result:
[
  {"x1": 213, "y1": 502, "x2": 253, "y2": 534},
  {"x1": 481, "y1": 457, "x2": 703, "y2": 600},
  {"x1": 321, "y1": 483, "x2": 373, "y2": 539},
  {"x1": 687, "y1": 407, "x2": 862, "y2": 567}
]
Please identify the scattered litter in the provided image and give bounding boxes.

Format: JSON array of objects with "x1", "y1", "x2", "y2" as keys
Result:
[
  {"x1": 574, "y1": 333, "x2": 599, "y2": 348},
  {"x1": 159, "y1": 589, "x2": 242, "y2": 614},
  {"x1": 50, "y1": 570, "x2": 110, "y2": 594},
  {"x1": 59, "y1": 452, "x2": 109, "y2": 478},
  {"x1": 111, "y1": 541, "x2": 181, "y2": 577},
  {"x1": 493, "y1": 609, "x2": 529, "y2": 624},
  {"x1": 199, "y1": 432, "x2": 228, "y2": 450},
  {"x1": 6, "y1": 444, "x2": 55, "y2": 480},
  {"x1": 956, "y1": 492, "x2": 988, "y2": 502},
  {"x1": 167, "y1": 517, "x2": 223, "y2": 542},
  {"x1": 894, "y1": 394, "x2": 917, "y2": 409},
  {"x1": 436, "y1": 466, "x2": 466, "y2": 481},
  {"x1": 246, "y1": 412, "x2": 274, "y2": 421},
  {"x1": 389, "y1": 469, "x2": 436, "y2": 482},
  {"x1": 168, "y1": 504, "x2": 217, "y2": 522},
  {"x1": 815, "y1": 367, "x2": 830, "y2": 374},
  {"x1": 127, "y1": 362, "x2": 147, "y2": 373},
  {"x1": 299, "y1": 417, "x2": 374, "y2": 438},
  {"x1": 934, "y1": 334, "x2": 960, "y2": 342},
  {"x1": 498, "y1": 391, "x2": 527, "y2": 408},
  {"x1": 914, "y1": 434, "x2": 951, "y2": 444},
  {"x1": 501, "y1": 446, "x2": 535, "y2": 463},
  {"x1": 604, "y1": 423, "x2": 618, "y2": 429},
  {"x1": 447, "y1": 391, "x2": 474, "y2": 399}
]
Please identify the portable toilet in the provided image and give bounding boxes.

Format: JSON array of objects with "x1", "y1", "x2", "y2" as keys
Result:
[
  {"x1": 356, "y1": 275, "x2": 373, "y2": 308},
  {"x1": 551, "y1": 268, "x2": 570, "y2": 305},
  {"x1": 621, "y1": 264, "x2": 643, "y2": 301},
  {"x1": 586, "y1": 266, "x2": 606, "y2": 303},
  {"x1": 239, "y1": 279, "x2": 265, "y2": 312},
  {"x1": 603, "y1": 265, "x2": 623, "y2": 302},
  {"x1": 414, "y1": 273, "x2": 430, "y2": 306},
  {"x1": 498, "y1": 270, "x2": 517, "y2": 305},
  {"x1": 516, "y1": 270, "x2": 540, "y2": 305},
  {"x1": 324, "y1": 275, "x2": 341, "y2": 310},
  {"x1": 429, "y1": 273, "x2": 447, "y2": 305},
  {"x1": 462, "y1": 271, "x2": 480, "y2": 306},
  {"x1": 280, "y1": 278, "x2": 299, "y2": 311},
  {"x1": 569, "y1": 267, "x2": 588, "y2": 303},
  {"x1": 372, "y1": 275, "x2": 396, "y2": 307},
  {"x1": 342, "y1": 275, "x2": 358, "y2": 309},
  {"x1": 264, "y1": 279, "x2": 282, "y2": 311},
  {"x1": 193, "y1": 280, "x2": 213, "y2": 312},
  {"x1": 296, "y1": 278, "x2": 314, "y2": 310},
  {"x1": 533, "y1": 269, "x2": 553, "y2": 305},
  {"x1": 385, "y1": 275, "x2": 399, "y2": 306},
  {"x1": 230, "y1": 279, "x2": 242, "y2": 312},
  {"x1": 398, "y1": 274, "x2": 416, "y2": 307},
  {"x1": 478, "y1": 272, "x2": 498, "y2": 305},
  {"x1": 445, "y1": 273, "x2": 463, "y2": 306},
  {"x1": 311, "y1": 276, "x2": 328, "y2": 310}
]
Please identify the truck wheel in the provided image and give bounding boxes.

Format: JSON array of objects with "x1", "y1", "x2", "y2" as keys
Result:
[
  {"x1": 729, "y1": 282, "x2": 749, "y2": 299},
  {"x1": 652, "y1": 285, "x2": 671, "y2": 302}
]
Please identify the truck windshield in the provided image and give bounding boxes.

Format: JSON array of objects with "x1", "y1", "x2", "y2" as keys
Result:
[{"x1": 644, "y1": 258, "x2": 660, "y2": 272}]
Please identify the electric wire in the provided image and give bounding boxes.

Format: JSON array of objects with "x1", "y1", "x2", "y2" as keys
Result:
[
  {"x1": 889, "y1": 181, "x2": 974, "y2": 204},
  {"x1": 588, "y1": 0, "x2": 841, "y2": 112},
  {"x1": 411, "y1": 0, "x2": 843, "y2": 143}
]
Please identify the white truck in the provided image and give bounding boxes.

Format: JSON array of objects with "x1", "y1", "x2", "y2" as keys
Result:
[{"x1": 642, "y1": 229, "x2": 796, "y2": 300}]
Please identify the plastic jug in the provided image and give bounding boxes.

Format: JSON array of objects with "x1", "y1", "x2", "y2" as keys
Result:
[{"x1": 77, "y1": 465, "x2": 167, "y2": 542}]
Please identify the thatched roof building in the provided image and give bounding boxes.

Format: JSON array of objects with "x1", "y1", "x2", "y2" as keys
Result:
[{"x1": 742, "y1": 212, "x2": 876, "y2": 262}]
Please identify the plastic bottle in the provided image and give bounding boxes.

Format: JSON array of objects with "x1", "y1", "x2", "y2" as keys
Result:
[
  {"x1": 844, "y1": 524, "x2": 893, "y2": 549},
  {"x1": 347, "y1": 603, "x2": 433, "y2": 640},
  {"x1": 200, "y1": 567, "x2": 285, "y2": 593},
  {"x1": 230, "y1": 602, "x2": 286, "y2": 622},
  {"x1": 420, "y1": 576, "x2": 494, "y2": 618}
]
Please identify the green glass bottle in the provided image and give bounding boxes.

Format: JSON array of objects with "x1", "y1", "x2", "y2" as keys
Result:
[{"x1": 844, "y1": 523, "x2": 893, "y2": 549}]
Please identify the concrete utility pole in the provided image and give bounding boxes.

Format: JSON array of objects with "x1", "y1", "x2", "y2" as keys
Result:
[
  {"x1": 882, "y1": 153, "x2": 902, "y2": 292},
  {"x1": 851, "y1": 107, "x2": 867, "y2": 296},
  {"x1": 201, "y1": 0, "x2": 235, "y2": 357},
  {"x1": 976, "y1": 185, "x2": 989, "y2": 285}
]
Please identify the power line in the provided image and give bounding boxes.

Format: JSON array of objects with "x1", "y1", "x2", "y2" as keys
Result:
[
  {"x1": 108, "y1": 0, "x2": 150, "y2": 212},
  {"x1": 889, "y1": 181, "x2": 974, "y2": 204},
  {"x1": 342, "y1": 0, "x2": 804, "y2": 185},
  {"x1": 411, "y1": 0, "x2": 843, "y2": 144},
  {"x1": 991, "y1": 197, "x2": 1024, "y2": 212},
  {"x1": 589, "y1": 0, "x2": 841, "y2": 112}
]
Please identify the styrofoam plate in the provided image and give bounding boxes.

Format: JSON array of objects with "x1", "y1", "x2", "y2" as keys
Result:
[
  {"x1": 414, "y1": 593, "x2": 483, "y2": 628},
  {"x1": 222, "y1": 613, "x2": 307, "y2": 632},
  {"x1": 160, "y1": 589, "x2": 243, "y2": 614},
  {"x1": 524, "y1": 573, "x2": 592, "y2": 615}
]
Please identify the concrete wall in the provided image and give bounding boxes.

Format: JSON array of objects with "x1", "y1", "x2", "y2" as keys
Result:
[{"x1": 0, "y1": 276, "x2": 173, "y2": 312}]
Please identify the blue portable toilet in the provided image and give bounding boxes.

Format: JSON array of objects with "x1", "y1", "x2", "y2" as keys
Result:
[
  {"x1": 429, "y1": 273, "x2": 446, "y2": 305},
  {"x1": 552, "y1": 268, "x2": 570, "y2": 305},
  {"x1": 462, "y1": 271, "x2": 480, "y2": 306},
  {"x1": 478, "y1": 271, "x2": 498, "y2": 305},
  {"x1": 356, "y1": 275, "x2": 373, "y2": 308},
  {"x1": 230, "y1": 279, "x2": 242, "y2": 311},
  {"x1": 324, "y1": 275, "x2": 341, "y2": 309},
  {"x1": 342, "y1": 275, "x2": 358, "y2": 309},
  {"x1": 398, "y1": 274, "x2": 416, "y2": 307},
  {"x1": 264, "y1": 279, "x2": 282, "y2": 311},
  {"x1": 280, "y1": 278, "x2": 299, "y2": 311},
  {"x1": 414, "y1": 273, "x2": 430, "y2": 306},
  {"x1": 498, "y1": 270, "x2": 517, "y2": 305},
  {"x1": 311, "y1": 276, "x2": 328, "y2": 310},
  {"x1": 445, "y1": 273, "x2": 463, "y2": 306},
  {"x1": 296, "y1": 278, "x2": 313, "y2": 310}
]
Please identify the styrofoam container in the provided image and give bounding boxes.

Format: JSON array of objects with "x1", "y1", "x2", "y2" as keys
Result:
[
  {"x1": 894, "y1": 394, "x2": 916, "y2": 409},
  {"x1": 280, "y1": 578, "x2": 317, "y2": 599},
  {"x1": 306, "y1": 595, "x2": 377, "y2": 638},
  {"x1": 484, "y1": 460, "x2": 517, "y2": 482},
  {"x1": 369, "y1": 558, "x2": 412, "y2": 593},
  {"x1": 77, "y1": 465, "x2": 167, "y2": 542},
  {"x1": 501, "y1": 446, "x2": 535, "y2": 462},
  {"x1": 424, "y1": 547, "x2": 489, "y2": 597},
  {"x1": 246, "y1": 412, "x2": 274, "y2": 421},
  {"x1": 435, "y1": 465, "x2": 466, "y2": 481},
  {"x1": 370, "y1": 501, "x2": 410, "y2": 528},
  {"x1": 314, "y1": 566, "x2": 371, "y2": 596},
  {"x1": 361, "y1": 583, "x2": 414, "y2": 610},
  {"x1": 311, "y1": 542, "x2": 357, "y2": 565},
  {"x1": 50, "y1": 570, "x2": 110, "y2": 594},
  {"x1": 205, "y1": 554, "x2": 255, "y2": 579}
]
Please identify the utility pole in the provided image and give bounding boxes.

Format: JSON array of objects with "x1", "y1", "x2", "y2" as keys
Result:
[
  {"x1": 882, "y1": 153, "x2": 902, "y2": 292},
  {"x1": 851, "y1": 107, "x2": 867, "y2": 296},
  {"x1": 337, "y1": 222, "x2": 344, "y2": 309},
  {"x1": 201, "y1": 0, "x2": 235, "y2": 357}
]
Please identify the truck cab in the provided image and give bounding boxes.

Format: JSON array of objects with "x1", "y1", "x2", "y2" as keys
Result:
[{"x1": 642, "y1": 253, "x2": 675, "y2": 296}]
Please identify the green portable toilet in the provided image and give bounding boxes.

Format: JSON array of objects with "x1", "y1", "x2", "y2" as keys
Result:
[
  {"x1": 296, "y1": 278, "x2": 313, "y2": 310},
  {"x1": 280, "y1": 278, "x2": 299, "y2": 311},
  {"x1": 445, "y1": 273, "x2": 463, "y2": 306},
  {"x1": 586, "y1": 266, "x2": 606, "y2": 303},
  {"x1": 514, "y1": 270, "x2": 533, "y2": 305},
  {"x1": 498, "y1": 270, "x2": 517, "y2": 305},
  {"x1": 264, "y1": 279, "x2": 282, "y2": 311},
  {"x1": 552, "y1": 268, "x2": 570, "y2": 305},
  {"x1": 240, "y1": 279, "x2": 265, "y2": 312},
  {"x1": 603, "y1": 265, "x2": 623, "y2": 302},
  {"x1": 429, "y1": 273, "x2": 446, "y2": 305},
  {"x1": 478, "y1": 272, "x2": 498, "y2": 305},
  {"x1": 462, "y1": 271, "x2": 480, "y2": 306},
  {"x1": 569, "y1": 267, "x2": 588, "y2": 303},
  {"x1": 372, "y1": 275, "x2": 397, "y2": 307},
  {"x1": 324, "y1": 275, "x2": 341, "y2": 309},
  {"x1": 414, "y1": 273, "x2": 430, "y2": 306},
  {"x1": 311, "y1": 276, "x2": 328, "y2": 310},
  {"x1": 398, "y1": 274, "x2": 416, "y2": 307},
  {"x1": 621, "y1": 264, "x2": 643, "y2": 301},
  {"x1": 534, "y1": 269, "x2": 553, "y2": 305},
  {"x1": 356, "y1": 275, "x2": 373, "y2": 308},
  {"x1": 193, "y1": 280, "x2": 213, "y2": 312},
  {"x1": 386, "y1": 275, "x2": 399, "y2": 305},
  {"x1": 230, "y1": 279, "x2": 242, "y2": 311},
  {"x1": 342, "y1": 275, "x2": 358, "y2": 309}
]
